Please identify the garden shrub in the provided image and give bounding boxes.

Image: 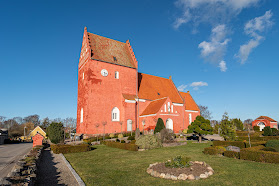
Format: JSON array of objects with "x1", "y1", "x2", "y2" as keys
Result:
[
  {"x1": 127, "y1": 136, "x2": 135, "y2": 140},
  {"x1": 240, "y1": 145, "x2": 279, "y2": 164},
  {"x1": 182, "y1": 129, "x2": 187, "y2": 134},
  {"x1": 47, "y1": 122, "x2": 64, "y2": 144},
  {"x1": 253, "y1": 126, "x2": 260, "y2": 132},
  {"x1": 271, "y1": 128, "x2": 279, "y2": 136},
  {"x1": 118, "y1": 133, "x2": 123, "y2": 139},
  {"x1": 247, "y1": 141, "x2": 267, "y2": 148},
  {"x1": 130, "y1": 140, "x2": 136, "y2": 144},
  {"x1": 154, "y1": 118, "x2": 165, "y2": 134},
  {"x1": 165, "y1": 156, "x2": 191, "y2": 168},
  {"x1": 105, "y1": 141, "x2": 138, "y2": 151},
  {"x1": 237, "y1": 136, "x2": 279, "y2": 141},
  {"x1": 160, "y1": 128, "x2": 175, "y2": 143},
  {"x1": 135, "y1": 128, "x2": 141, "y2": 140},
  {"x1": 51, "y1": 144, "x2": 90, "y2": 154},
  {"x1": 262, "y1": 147, "x2": 277, "y2": 152},
  {"x1": 263, "y1": 126, "x2": 272, "y2": 136},
  {"x1": 213, "y1": 141, "x2": 246, "y2": 149},
  {"x1": 265, "y1": 140, "x2": 279, "y2": 152},
  {"x1": 223, "y1": 151, "x2": 240, "y2": 159},
  {"x1": 135, "y1": 135, "x2": 162, "y2": 149},
  {"x1": 109, "y1": 133, "x2": 115, "y2": 139},
  {"x1": 203, "y1": 146, "x2": 226, "y2": 155}
]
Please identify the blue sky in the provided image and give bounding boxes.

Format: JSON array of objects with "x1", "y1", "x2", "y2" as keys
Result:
[{"x1": 0, "y1": 0, "x2": 278, "y2": 121}]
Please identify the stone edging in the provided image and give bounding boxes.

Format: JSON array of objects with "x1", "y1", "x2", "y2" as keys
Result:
[
  {"x1": 146, "y1": 161, "x2": 214, "y2": 181},
  {"x1": 60, "y1": 154, "x2": 86, "y2": 186}
]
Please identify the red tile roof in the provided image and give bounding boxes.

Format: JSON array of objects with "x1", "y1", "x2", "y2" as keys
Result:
[
  {"x1": 256, "y1": 116, "x2": 277, "y2": 122},
  {"x1": 140, "y1": 98, "x2": 168, "y2": 116},
  {"x1": 122, "y1": 94, "x2": 137, "y2": 100},
  {"x1": 87, "y1": 32, "x2": 136, "y2": 68},
  {"x1": 179, "y1": 91, "x2": 199, "y2": 111},
  {"x1": 138, "y1": 73, "x2": 184, "y2": 104}
]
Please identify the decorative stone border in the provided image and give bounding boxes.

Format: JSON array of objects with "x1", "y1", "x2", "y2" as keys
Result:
[{"x1": 146, "y1": 161, "x2": 214, "y2": 181}]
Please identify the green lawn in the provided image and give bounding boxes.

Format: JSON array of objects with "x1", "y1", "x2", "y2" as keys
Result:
[{"x1": 65, "y1": 142, "x2": 279, "y2": 186}]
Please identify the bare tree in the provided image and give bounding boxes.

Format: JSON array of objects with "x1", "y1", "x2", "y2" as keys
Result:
[
  {"x1": 119, "y1": 121, "x2": 123, "y2": 134},
  {"x1": 95, "y1": 123, "x2": 100, "y2": 141},
  {"x1": 102, "y1": 121, "x2": 107, "y2": 140},
  {"x1": 0, "y1": 116, "x2": 6, "y2": 128},
  {"x1": 199, "y1": 105, "x2": 212, "y2": 120}
]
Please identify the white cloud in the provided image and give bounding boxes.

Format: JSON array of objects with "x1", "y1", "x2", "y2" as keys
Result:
[
  {"x1": 236, "y1": 10, "x2": 273, "y2": 64},
  {"x1": 174, "y1": 0, "x2": 260, "y2": 29},
  {"x1": 177, "y1": 84, "x2": 188, "y2": 91},
  {"x1": 190, "y1": 81, "x2": 208, "y2": 90},
  {"x1": 219, "y1": 60, "x2": 227, "y2": 72},
  {"x1": 198, "y1": 24, "x2": 230, "y2": 69}
]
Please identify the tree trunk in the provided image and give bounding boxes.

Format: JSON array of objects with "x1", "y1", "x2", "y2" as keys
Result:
[{"x1": 199, "y1": 135, "x2": 202, "y2": 143}]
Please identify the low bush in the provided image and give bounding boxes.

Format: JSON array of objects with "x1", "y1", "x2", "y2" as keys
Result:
[
  {"x1": 262, "y1": 147, "x2": 277, "y2": 152},
  {"x1": 130, "y1": 140, "x2": 136, "y2": 144},
  {"x1": 213, "y1": 141, "x2": 246, "y2": 149},
  {"x1": 135, "y1": 135, "x2": 162, "y2": 150},
  {"x1": 253, "y1": 126, "x2": 260, "y2": 132},
  {"x1": 224, "y1": 151, "x2": 240, "y2": 159},
  {"x1": 237, "y1": 136, "x2": 279, "y2": 141},
  {"x1": 51, "y1": 144, "x2": 90, "y2": 154},
  {"x1": 265, "y1": 140, "x2": 279, "y2": 152},
  {"x1": 127, "y1": 136, "x2": 135, "y2": 140},
  {"x1": 165, "y1": 156, "x2": 191, "y2": 168},
  {"x1": 240, "y1": 145, "x2": 279, "y2": 164},
  {"x1": 248, "y1": 141, "x2": 267, "y2": 148},
  {"x1": 160, "y1": 128, "x2": 175, "y2": 143},
  {"x1": 203, "y1": 146, "x2": 226, "y2": 155},
  {"x1": 118, "y1": 134, "x2": 124, "y2": 139},
  {"x1": 105, "y1": 141, "x2": 138, "y2": 151}
]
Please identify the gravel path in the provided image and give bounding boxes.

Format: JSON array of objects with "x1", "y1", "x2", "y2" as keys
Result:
[{"x1": 36, "y1": 147, "x2": 79, "y2": 186}]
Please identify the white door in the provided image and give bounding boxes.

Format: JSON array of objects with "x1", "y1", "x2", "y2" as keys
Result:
[
  {"x1": 257, "y1": 122, "x2": 265, "y2": 131},
  {"x1": 127, "y1": 119, "x2": 132, "y2": 131},
  {"x1": 166, "y1": 119, "x2": 173, "y2": 131}
]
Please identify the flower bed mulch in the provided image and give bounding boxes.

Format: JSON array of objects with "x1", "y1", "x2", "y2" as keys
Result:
[{"x1": 147, "y1": 161, "x2": 214, "y2": 181}]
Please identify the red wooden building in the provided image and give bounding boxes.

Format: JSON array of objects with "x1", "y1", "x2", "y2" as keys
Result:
[
  {"x1": 252, "y1": 116, "x2": 278, "y2": 131},
  {"x1": 76, "y1": 27, "x2": 200, "y2": 137}
]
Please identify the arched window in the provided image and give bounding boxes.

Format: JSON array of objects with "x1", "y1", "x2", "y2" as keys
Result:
[
  {"x1": 115, "y1": 71, "x2": 119, "y2": 79},
  {"x1": 80, "y1": 108, "x2": 84, "y2": 123},
  {"x1": 112, "y1": 107, "x2": 120, "y2": 121}
]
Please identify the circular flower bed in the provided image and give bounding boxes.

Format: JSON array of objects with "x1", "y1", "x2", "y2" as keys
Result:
[{"x1": 146, "y1": 160, "x2": 214, "y2": 181}]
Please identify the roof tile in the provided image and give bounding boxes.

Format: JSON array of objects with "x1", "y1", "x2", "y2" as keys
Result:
[
  {"x1": 140, "y1": 98, "x2": 168, "y2": 116},
  {"x1": 179, "y1": 91, "x2": 199, "y2": 111}
]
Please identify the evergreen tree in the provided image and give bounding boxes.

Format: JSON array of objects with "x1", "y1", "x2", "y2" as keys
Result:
[
  {"x1": 219, "y1": 112, "x2": 236, "y2": 141},
  {"x1": 187, "y1": 116, "x2": 213, "y2": 143},
  {"x1": 154, "y1": 118, "x2": 165, "y2": 134},
  {"x1": 47, "y1": 122, "x2": 64, "y2": 144},
  {"x1": 231, "y1": 118, "x2": 244, "y2": 131}
]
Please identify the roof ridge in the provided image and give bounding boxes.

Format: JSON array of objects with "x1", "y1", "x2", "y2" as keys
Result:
[
  {"x1": 139, "y1": 72, "x2": 170, "y2": 80},
  {"x1": 151, "y1": 97, "x2": 168, "y2": 102}
]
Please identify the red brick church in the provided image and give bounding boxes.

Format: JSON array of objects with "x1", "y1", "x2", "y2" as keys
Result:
[{"x1": 76, "y1": 27, "x2": 200, "y2": 136}]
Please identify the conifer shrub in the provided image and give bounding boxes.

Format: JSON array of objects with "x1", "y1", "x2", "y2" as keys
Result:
[
  {"x1": 47, "y1": 122, "x2": 64, "y2": 144},
  {"x1": 165, "y1": 156, "x2": 191, "y2": 168},
  {"x1": 263, "y1": 126, "x2": 272, "y2": 136},
  {"x1": 265, "y1": 140, "x2": 279, "y2": 152},
  {"x1": 135, "y1": 135, "x2": 162, "y2": 149},
  {"x1": 154, "y1": 118, "x2": 165, "y2": 134}
]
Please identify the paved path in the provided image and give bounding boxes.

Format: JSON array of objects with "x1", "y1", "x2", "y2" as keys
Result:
[
  {"x1": 0, "y1": 143, "x2": 32, "y2": 180},
  {"x1": 36, "y1": 148, "x2": 79, "y2": 186}
]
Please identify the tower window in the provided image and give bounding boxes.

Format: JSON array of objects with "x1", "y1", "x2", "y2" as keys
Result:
[
  {"x1": 115, "y1": 71, "x2": 119, "y2": 79},
  {"x1": 112, "y1": 107, "x2": 120, "y2": 121},
  {"x1": 82, "y1": 72, "x2": 84, "y2": 80},
  {"x1": 80, "y1": 108, "x2": 84, "y2": 123}
]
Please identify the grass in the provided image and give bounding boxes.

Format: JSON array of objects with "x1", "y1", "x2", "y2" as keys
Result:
[{"x1": 65, "y1": 141, "x2": 279, "y2": 185}]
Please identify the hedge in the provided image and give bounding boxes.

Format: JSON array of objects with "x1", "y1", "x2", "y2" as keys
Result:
[
  {"x1": 213, "y1": 141, "x2": 246, "y2": 149},
  {"x1": 240, "y1": 145, "x2": 279, "y2": 164},
  {"x1": 238, "y1": 136, "x2": 279, "y2": 141},
  {"x1": 51, "y1": 144, "x2": 90, "y2": 154},
  {"x1": 203, "y1": 146, "x2": 226, "y2": 155},
  {"x1": 224, "y1": 151, "x2": 240, "y2": 159},
  {"x1": 105, "y1": 141, "x2": 138, "y2": 151},
  {"x1": 265, "y1": 140, "x2": 279, "y2": 152}
]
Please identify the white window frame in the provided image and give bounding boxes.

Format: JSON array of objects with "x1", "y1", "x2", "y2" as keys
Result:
[
  {"x1": 115, "y1": 71, "x2": 119, "y2": 79},
  {"x1": 168, "y1": 102, "x2": 170, "y2": 112},
  {"x1": 171, "y1": 105, "x2": 173, "y2": 113},
  {"x1": 82, "y1": 72, "x2": 84, "y2": 80},
  {"x1": 164, "y1": 104, "x2": 167, "y2": 112},
  {"x1": 189, "y1": 113, "x2": 192, "y2": 124},
  {"x1": 80, "y1": 108, "x2": 84, "y2": 123},
  {"x1": 112, "y1": 107, "x2": 120, "y2": 121}
]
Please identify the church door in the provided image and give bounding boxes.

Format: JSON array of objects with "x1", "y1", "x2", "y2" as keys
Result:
[
  {"x1": 166, "y1": 118, "x2": 173, "y2": 131},
  {"x1": 127, "y1": 119, "x2": 132, "y2": 132}
]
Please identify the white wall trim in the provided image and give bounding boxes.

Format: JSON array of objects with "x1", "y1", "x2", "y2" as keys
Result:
[
  {"x1": 139, "y1": 114, "x2": 156, "y2": 117},
  {"x1": 160, "y1": 114, "x2": 179, "y2": 116},
  {"x1": 138, "y1": 99, "x2": 146, "y2": 102},
  {"x1": 185, "y1": 110, "x2": 199, "y2": 113},
  {"x1": 125, "y1": 99, "x2": 136, "y2": 103},
  {"x1": 173, "y1": 103, "x2": 183, "y2": 106}
]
